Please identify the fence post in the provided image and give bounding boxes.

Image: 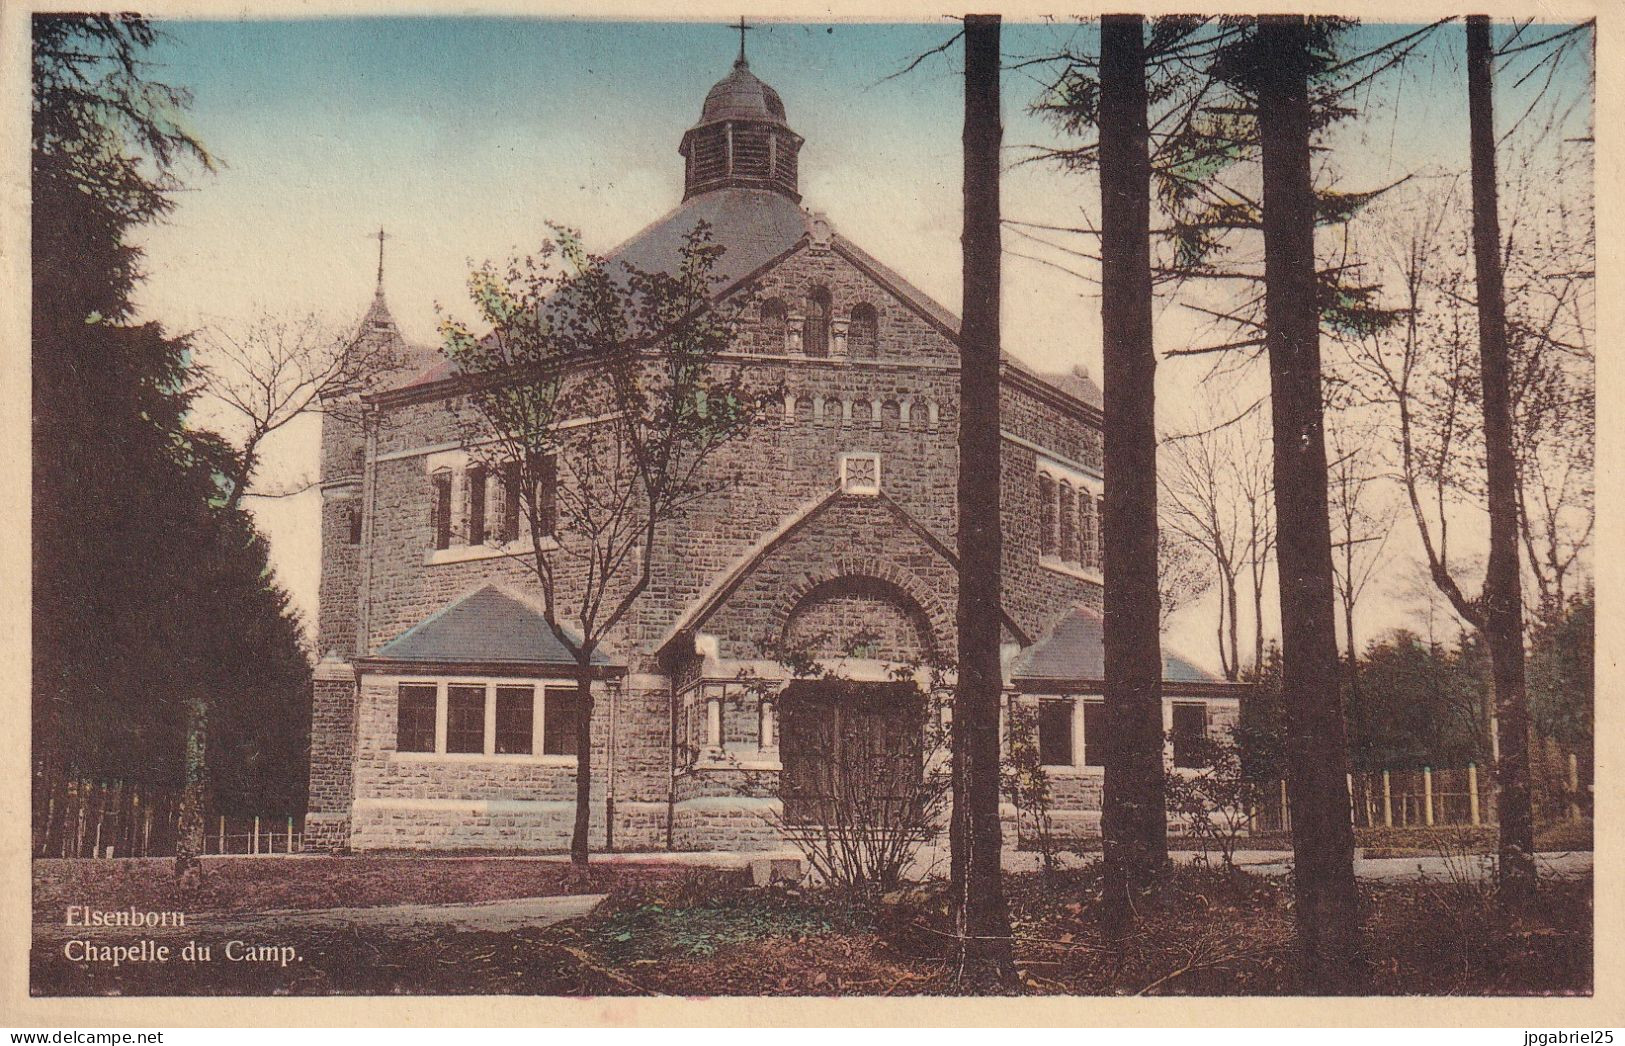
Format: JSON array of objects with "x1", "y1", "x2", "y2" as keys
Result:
[
  {"x1": 1468, "y1": 763, "x2": 1481, "y2": 826},
  {"x1": 1568, "y1": 752, "x2": 1581, "y2": 822},
  {"x1": 218, "y1": 815, "x2": 225, "y2": 855},
  {"x1": 1382, "y1": 770, "x2": 1392, "y2": 827},
  {"x1": 287, "y1": 816, "x2": 294, "y2": 854},
  {"x1": 1423, "y1": 766, "x2": 1434, "y2": 826},
  {"x1": 1280, "y1": 778, "x2": 1291, "y2": 833},
  {"x1": 253, "y1": 816, "x2": 261, "y2": 855}
]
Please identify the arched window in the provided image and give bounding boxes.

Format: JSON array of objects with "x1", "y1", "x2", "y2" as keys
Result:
[
  {"x1": 848, "y1": 303, "x2": 879, "y2": 358},
  {"x1": 1058, "y1": 480, "x2": 1077, "y2": 565},
  {"x1": 1080, "y1": 490, "x2": 1099, "y2": 571},
  {"x1": 760, "y1": 298, "x2": 788, "y2": 353},
  {"x1": 804, "y1": 287, "x2": 831, "y2": 357},
  {"x1": 430, "y1": 469, "x2": 453, "y2": 551},
  {"x1": 1038, "y1": 474, "x2": 1056, "y2": 558}
]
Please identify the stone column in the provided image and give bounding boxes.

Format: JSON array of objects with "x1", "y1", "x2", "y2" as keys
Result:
[
  {"x1": 831, "y1": 317, "x2": 850, "y2": 358},
  {"x1": 706, "y1": 694, "x2": 723, "y2": 752},
  {"x1": 760, "y1": 698, "x2": 776, "y2": 751},
  {"x1": 305, "y1": 658, "x2": 358, "y2": 853}
]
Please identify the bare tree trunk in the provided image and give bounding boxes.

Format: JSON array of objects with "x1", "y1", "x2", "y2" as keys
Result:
[
  {"x1": 1226, "y1": 568, "x2": 1241, "y2": 681},
  {"x1": 950, "y1": 12, "x2": 1016, "y2": 988},
  {"x1": 1466, "y1": 14, "x2": 1536, "y2": 904},
  {"x1": 569, "y1": 660, "x2": 597, "y2": 868},
  {"x1": 1255, "y1": 15, "x2": 1362, "y2": 992},
  {"x1": 1098, "y1": 12, "x2": 1168, "y2": 921},
  {"x1": 1251, "y1": 568, "x2": 1267, "y2": 675},
  {"x1": 173, "y1": 695, "x2": 207, "y2": 881}
]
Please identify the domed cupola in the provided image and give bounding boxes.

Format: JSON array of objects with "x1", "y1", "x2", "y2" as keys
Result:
[{"x1": 680, "y1": 49, "x2": 804, "y2": 202}]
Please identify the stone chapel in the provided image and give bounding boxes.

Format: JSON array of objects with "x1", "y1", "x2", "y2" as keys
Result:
[{"x1": 305, "y1": 45, "x2": 1240, "y2": 854}]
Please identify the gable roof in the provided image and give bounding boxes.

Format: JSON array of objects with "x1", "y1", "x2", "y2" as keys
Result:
[
  {"x1": 657, "y1": 487, "x2": 1032, "y2": 661},
  {"x1": 374, "y1": 584, "x2": 609, "y2": 667},
  {"x1": 1008, "y1": 604, "x2": 1215, "y2": 685},
  {"x1": 369, "y1": 191, "x2": 1100, "y2": 419},
  {"x1": 383, "y1": 188, "x2": 811, "y2": 393}
]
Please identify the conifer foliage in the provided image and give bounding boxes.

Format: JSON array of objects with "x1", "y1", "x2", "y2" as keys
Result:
[{"x1": 32, "y1": 15, "x2": 311, "y2": 862}]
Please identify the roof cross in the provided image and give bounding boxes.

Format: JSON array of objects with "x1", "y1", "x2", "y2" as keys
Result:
[
  {"x1": 371, "y1": 226, "x2": 390, "y2": 291},
  {"x1": 732, "y1": 16, "x2": 754, "y2": 65}
]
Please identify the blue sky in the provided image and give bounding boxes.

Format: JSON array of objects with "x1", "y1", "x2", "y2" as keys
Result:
[{"x1": 128, "y1": 17, "x2": 1593, "y2": 670}]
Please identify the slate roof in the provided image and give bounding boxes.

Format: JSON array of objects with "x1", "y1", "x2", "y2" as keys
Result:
[
  {"x1": 375, "y1": 584, "x2": 609, "y2": 666},
  {"x1": 382, "y1": 187, "x2": 812, "y2": 393},
  {"x1": 353, "y1": 289, "x2": 445, "y2": 392},
  {"x1": 612, "y1": 187, "x2": 811, "y2": 290},
  {"x1": 697, "y1": 58, "x2": 790, "y2": 127},
  {"x1": 1008, "y1": 605, "x2": 1214, "y2": 685}
]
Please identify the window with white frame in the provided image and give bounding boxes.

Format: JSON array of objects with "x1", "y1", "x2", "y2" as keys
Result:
[
  {"x1": 1038, "y1": 698, "x2": 1073, "y2": 767},
  {"x1": 1033, "y1": 696, "x2": 1107, "y2": 769},
  {"x1": 392, "y1": 680, "x2": 579, "y2": 759},
  {"x1": 1035, "y1": 457, "x2": 1103, "y2": 577},
  {"x1": 1171, "y1": 702, "x2": 1209, "y2": 769},
  {"x1": 424, "y1": 453, "x2": 558, "y2": 559}
]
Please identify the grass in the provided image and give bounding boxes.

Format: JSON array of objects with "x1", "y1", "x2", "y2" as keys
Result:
[{"x1": 31, "y1": 857, "x2": 1591, "y2": 997}]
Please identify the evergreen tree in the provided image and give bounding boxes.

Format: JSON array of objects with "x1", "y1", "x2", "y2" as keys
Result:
[{"x1": 32, "y1": 15, "x2": 310, "y2": 861}]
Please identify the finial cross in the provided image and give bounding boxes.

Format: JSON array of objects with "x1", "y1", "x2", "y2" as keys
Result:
[
  {"x1": 732, "y1": 16, "x2": 754, "y2": 64},
  {"x1": 371, "y1": 226, "x2": 390, "y2": 289}
]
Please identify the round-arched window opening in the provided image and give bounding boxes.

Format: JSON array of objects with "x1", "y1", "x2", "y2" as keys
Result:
[
  {"x1": 849, "y1": 303, "x2": 879, "y2": 358},
  {"x1": 804, "y1": 287, "x2": 832, "y2": 357},
  {"x1": 760, "y1": 297, "x2": 788, "y2": 353}
]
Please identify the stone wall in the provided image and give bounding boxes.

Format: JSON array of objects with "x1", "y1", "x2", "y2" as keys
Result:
[
  {"x1": 304, "y1": 664, "x2": 358, "y2": 853},
  {"x1": 317, "y1": 236, "x2": 1108, "y2": 853},
  {"x1": 347, "y1": 674, "x2": 672, "y2": 852},
  {"x1": 1003, "y1": 693, "x2": 1243, "y2": 846}
]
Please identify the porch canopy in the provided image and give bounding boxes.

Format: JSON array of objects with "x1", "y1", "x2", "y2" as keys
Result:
[
  {"x1": 1009, "y1": 605, "x2": 1234, "y2": 696},
  {"x1": 361, "y1": 584, "x2": 618, "y2": 678}
]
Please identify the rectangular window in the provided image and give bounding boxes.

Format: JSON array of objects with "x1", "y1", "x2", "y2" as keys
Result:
[
  {"x1": 466, "y1": 464, "x2": 486, "y2": 546},
  {"x1": 542, "y1": 688, "x2": 580, "y2": 757},
  {"x1": 346, "y1": 502, "x2": 363, "y2": 545},
  {"x1": 536, "y1": 454, "x2": 558, "y2": 537},
  {"x1": 1172, "y1": 702, "x2": 1209, "y2": 769},
  {"x1": 446, "y1": 684, "x2": 486, "y2": 754},
  {"x1": 1082, "y1": 700, "x2": 1106, "y2": 767},
  {"x1": 495, "y1": 686, "x2": 534, "y2": 755},
  {"x1": 1038, "y1": 699, "x2": 1074, "y2": 767},
  {"x1": 1038, "y1": 475, "x2": 1056, "y2": 558},
  {"x1": 500, "y1": 461, "x2": 521, "y2": 543},
  {"x1": 396, "y1": 685, "x2": 437, "y2": 753},
  {"x1": 431, "y1": 471, "x2": 453, "y2": 550}
]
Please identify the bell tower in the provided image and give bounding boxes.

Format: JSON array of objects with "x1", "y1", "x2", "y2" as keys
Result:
[{"x1": 679, "y1": 33, "x2": 803, "y2": 202}]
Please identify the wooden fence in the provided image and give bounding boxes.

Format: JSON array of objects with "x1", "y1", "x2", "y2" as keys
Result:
[
  {"x1": 1254, "y1": 759, "x2": 1590, "y2": 833},
  {"x1": 33, "y1": 777, "x2": 304, "y2": 858}
]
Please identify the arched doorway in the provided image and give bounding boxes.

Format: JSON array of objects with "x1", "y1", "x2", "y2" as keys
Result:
[{"x1": 776, "y1": 576, "x2": 935, "y2": 829}]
